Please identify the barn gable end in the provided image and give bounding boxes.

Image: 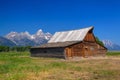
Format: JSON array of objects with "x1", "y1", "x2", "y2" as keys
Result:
[
  {"x1": 84, "y1": 28, "x2": 96, "y2": 42},
  {"x1": 30, "y1": 26, "x2": 107, "y2": 59}
]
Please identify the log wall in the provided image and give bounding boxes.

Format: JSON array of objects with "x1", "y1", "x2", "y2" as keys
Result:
[{"x1": 65, "y1": 42, "x2": 107, "y2": 58}]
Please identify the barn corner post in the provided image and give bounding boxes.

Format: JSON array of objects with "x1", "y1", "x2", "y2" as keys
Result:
[
  {"x1": 64, "y1": 48, "x2": 67, "y2": 59},
  {"x1": 30, "y1": 48, "x2": 35, "y2": 57},
  {"x1": 64, "y1": 47, "x2": 69, "y2": 59}
]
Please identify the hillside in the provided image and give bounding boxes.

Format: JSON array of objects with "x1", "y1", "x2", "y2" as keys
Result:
[{"x1": 0, "y1": 36, "x2": 16, "y2": 46}]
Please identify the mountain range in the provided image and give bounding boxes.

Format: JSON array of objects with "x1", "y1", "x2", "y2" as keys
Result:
[
  {"x1": 0, "y1": 29, "x2": 120, "y2": 50},
  {"x1": 102, "y1": 40, "x2": 120, "y2": 51},
  {"x1": 0, "y1": 29, "x2": 52, "y2": 46}
]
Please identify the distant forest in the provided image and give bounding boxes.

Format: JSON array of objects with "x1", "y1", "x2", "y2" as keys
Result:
[{"x1": 0, "y1": 46, "x2": 31, "y2": 52}]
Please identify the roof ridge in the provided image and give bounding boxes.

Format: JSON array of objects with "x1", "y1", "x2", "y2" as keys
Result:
[{"x1": 55, "y1": 26, "x2": 94, "y2": 33}]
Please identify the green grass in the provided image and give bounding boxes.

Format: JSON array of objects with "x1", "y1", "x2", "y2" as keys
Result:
[
  {"x1": 0, "y1": 52, "x2": 120, "y2": 80},
  {"x1": 107, "y1": 51, "x2": 120, "y2": 56}
]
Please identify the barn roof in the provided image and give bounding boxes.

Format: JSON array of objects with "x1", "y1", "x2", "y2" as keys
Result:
[
  {"x1": 48, "y1": 26, "x2": 93, "y2": 43},
  {"x1": 32, "y1": 26, "x2": 94, "y2": 48},
  {"x1": 32, "y1": 41, "x2": 80, "y2": 48}
]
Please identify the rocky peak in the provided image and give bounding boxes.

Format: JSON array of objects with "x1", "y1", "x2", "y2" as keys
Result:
[
  {"x1": 5, "y1": 29, "x2": 52, "y2": 46},
  {"x1": 36, "y1": 29, "x2": 44, "y2": 36}
]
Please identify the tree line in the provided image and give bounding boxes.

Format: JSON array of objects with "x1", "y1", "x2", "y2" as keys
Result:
[
  {"x1": 0, "y1": 46, "x2": 31, "y2": 52},
  {"x1": 95, "y1": 37, "x2": 104, "y2": 46}
]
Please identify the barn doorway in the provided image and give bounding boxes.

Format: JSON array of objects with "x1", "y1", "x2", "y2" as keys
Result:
[
  {"x1": 84, "y1": 47, "x2": 89, "y2": 57},
  {"x1": 65, "y1": 48, "x2": 72, "y2": 57}
]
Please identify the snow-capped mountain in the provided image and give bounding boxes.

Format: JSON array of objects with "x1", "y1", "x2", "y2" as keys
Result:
[
  {"x1": 102, "y1": 40, "x2": 120, "y2": 50},
  {"x1": 5, "y1": 29, "x2": 52, "y2": 46}
]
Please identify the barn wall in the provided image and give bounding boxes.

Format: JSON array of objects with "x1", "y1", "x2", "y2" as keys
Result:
[
  {"x1": 69, "y1": 43, "x2": 84, "y2": 57},
  {"x1": 65, "y1": 42, "x2": 107, "y2": 58},
  {"x1": 83, "y1": 42, "x2": 98, "y2": 57},
  {"x1": 83, "y1": 42, "x2": 107, "y2": 57},
  {"x1": 83, "y1": 31, "x2": 107, "y2": 57},
  {"x1": 97, "y1": 44, "x2": 107, "y2": 56},
  {"x1": 65, "y1": 42, "x2": 98, "y2": 58},
  {"x1": 30, "y1": 47, "x2": 65, "y2": 58}
]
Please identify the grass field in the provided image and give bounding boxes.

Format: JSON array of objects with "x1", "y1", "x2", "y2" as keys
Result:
[{"x1": 0, "y1": 51, "x2": 120, "y2": 80}]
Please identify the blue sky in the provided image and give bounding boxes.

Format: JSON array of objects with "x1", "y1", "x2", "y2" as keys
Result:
[{"x1": 0, "y1": 0, "x2": 120, "y2": 44}]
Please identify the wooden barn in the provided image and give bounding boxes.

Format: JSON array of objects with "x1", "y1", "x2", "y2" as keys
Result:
[{"x1": 30, "y1": 26, "x2": 107, "y2": 59}]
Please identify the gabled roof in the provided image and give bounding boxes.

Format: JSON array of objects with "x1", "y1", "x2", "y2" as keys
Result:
[
  {"x1": 32, "y1": 26, "x2": 94, "y2": 48},
  {"x1": 48, "y1": 26, "x2": 93, "y2": 43}
]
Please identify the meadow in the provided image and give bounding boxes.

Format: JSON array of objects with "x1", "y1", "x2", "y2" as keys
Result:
[{"x1": 0, "y1": 51, "x2": 120, "y2": 80}]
